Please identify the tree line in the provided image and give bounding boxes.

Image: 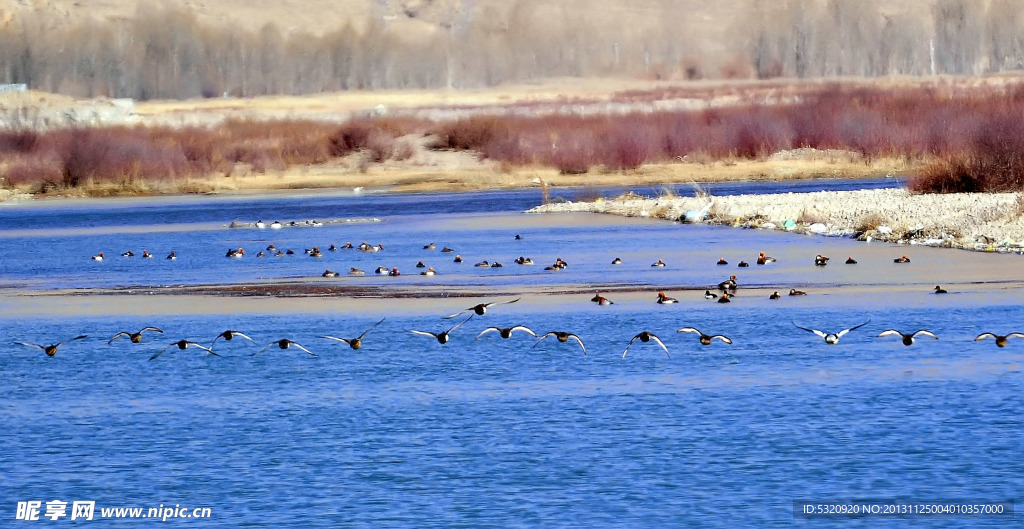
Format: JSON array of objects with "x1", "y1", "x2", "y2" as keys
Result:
[{"x1": 0, "y1": 0, "x2": 1021, "y2": 100}]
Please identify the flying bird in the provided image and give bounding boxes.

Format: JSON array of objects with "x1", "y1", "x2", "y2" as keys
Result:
[
  {"x1": 622, "y1": 331, "x2": 669, "y2": 358},
  {"x1": 445, "y1": 298, "x2": 521, "y2": 318},
  {"x1": 411, "y1": 316, "x2": 472, "y2": 344},
  {"x1": 877, "y1": 329, "x2": 938, "y2": 346},
  {"x1": 974, "y1": 332, "x2": 1024, "y2": 347},
  {"x1": 253, "y1": 339, "x2": 317, "y2": 357},
  {"x1": 676, "y1": 327, "x2": 732, "y2": 345},
  {"x1": 793, "y1": 321, "x2": 870, "y2": 344},
  {"x1": 108, "y1": 327, "x2": 163, "y2": 344},
  {"x1": 15, "y1": 335, "x2": 88, "y2": 357},
  {"x1": 534, "y1": 332, "x2": 587, "y2": 355},
  {"x1": 476, "y1": 325, "x2": 537, "y2": 340},
  {"x1": 150, "y1": 340, "x2": 218, "y2": 361},
  {"x1": 211, "y1": 330, "x2": 256, "y2": 348},
  {"x1": 322, "y1": 318, "x2": 386, "y2": 350}
]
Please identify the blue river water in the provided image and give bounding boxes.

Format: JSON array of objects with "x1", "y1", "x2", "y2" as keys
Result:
[{"x1": 2, "y1": 177, "x2": 1022, "y2": 527}]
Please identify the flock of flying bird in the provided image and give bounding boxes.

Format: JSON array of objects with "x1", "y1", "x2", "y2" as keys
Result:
[
  {"x1": 13, "y1": 286, "x2": 1024, "y2": 359},
  {"x1": 19, "y1": 235, "x2": 1012, "y2": 359}
]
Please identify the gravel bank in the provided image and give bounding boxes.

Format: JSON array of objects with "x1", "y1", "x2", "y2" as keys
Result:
[{"x1": 528, "y1": 188, "x2": 1024, "y2": 253}]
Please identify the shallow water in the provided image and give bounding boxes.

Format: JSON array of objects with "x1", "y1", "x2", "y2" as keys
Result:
[{"x1": 2, "y1": 180, "x2": 1022, "y2": 527}]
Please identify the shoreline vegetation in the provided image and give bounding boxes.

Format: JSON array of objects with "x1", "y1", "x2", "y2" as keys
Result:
[{"x1": 2, "y1": 76, "x2": 1024, "y2": 200}]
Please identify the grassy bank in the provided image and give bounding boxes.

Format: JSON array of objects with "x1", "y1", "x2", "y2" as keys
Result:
[{"x1": 3, "y1": 78, "x2": 1024, "y2": 197}]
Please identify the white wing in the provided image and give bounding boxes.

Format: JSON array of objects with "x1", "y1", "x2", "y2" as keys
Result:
[{"x1": 876, "y1": 330, "x2": 902, "y2": 338}]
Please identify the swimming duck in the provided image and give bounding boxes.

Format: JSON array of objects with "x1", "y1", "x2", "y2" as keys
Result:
[
  {"x1": 515, "y1": 234, "x2": 523, "y2": 240},
  {"x1": 328, "y1": 244, "x2": 338, "y2": 252},
  {"x1": 514, "y1": 257, "x2": 534, "y2": 265},
  {"x1": 769, "y1": 291, "x2": 781, "y2": 299},
  {"x1": 877, "y1": 329, "x2": 938, "y2": 346},
  {"x1": 362, "y1": 243, "x2": 384, "y2": 252},
  {"x1": 534, "y1": 331, "x2": 587, "y2": 355},
  {"x1": 269, "y1": 221, "x2": 283, "y2": 229},
  {"x1": 416, "y1": 261, "x2": 426, "y2": 268},
  {"x1": 255, "y1": 220, "x2": 266, "y2": 229},
  {"x1": 91, "y1": 252, "x2": 105, "y2": 261},
  {"x1": 166, "y1": 251, "x2": 176, "y2": 260},
  {"x1": 150, "y1": 340, "x2": 219, "y2": 360},
  {"x1": 410, "y1": 316, "x2": 472, "y2": 344},
  {"x1": 491, "y1": 262, "x2": 503, "y2": 268},
  {"x1": 611, "y1": 257, "x2": 622, "y2": 265},
  {"x1": 420, "y1": 267, "x2": 436, "y2": 276},
  {"x1": 704, "y1": 290, "x2": 718, "y2": 300},
  {"x1": 274, "y1": 251, "x2": 286, "y2": 257},
  {"x1": 122, "y1": 250, "x2": 135, "y2": 258},
  {"x1": 388, "y1": 267, "x2": 401, "y2": 276},
  {"x1": 894, "y1": 255, "x2": 911, "y2": 263},
  {"x1": 717, "y1": 293, "x2": 732, "y2": 303},
  {"x1": 322, "y1": 269, "x2": 339, "y2": 277},
  {"x1": 226, "y1": 248, "x2": 244, "y2": 258},
  {"x1": 845, "y1": 256, "x2": 857, "y2": 264},
  {"x1": 591, "y1": 293, "x2": 614, "y2": 305},
  {"x1": 285, "y1": 249, "x2": 295, "y2": 255},
  {"x1": 322, "y1": 318, "x2": 386, "y2": 350},
  {"x1": 793, "y1": 321, "x2": 870, "y2": 345},
  {"x1": 717, "y1": 258, "x2": 728, "y2": 265},
  {"x1": 934, "y1": 285, "x2": 948, "y2": 294},
  {"x1": 677, "y1": 327, "x2": 733, "y2": 345},
  {"x1": 651, "y1": 259, "x2": 666, "y2": 267},
  {"x1": 814, "y1": 255, "x2": 829, "y2": 266},
  {"x1": 266, "y1": 244, "x2": 277, "y2": 252},
  {"x1": 308, "y1": 246, "x2": 322, "y2": 258},
  {"x1": 454, "y1": 255, "x2": 463, "y2": 263},
  {"x1": 423, "y1": 242, "x2": 436, "y2": 250},
  {"x1": 445, "y1": 298, "x2": 521, "y2": 318},
  {"x1": 375, "y1": 267, "x2": 389, "y2": 275},
  {"x1": 718, "y1": 275, "x2": 738, "y2": 293},
  {"x1": 257, "y1": 251, "x2": 266, "y2": 258},
  {"x1": 476, "y1": 325, "x2": 537, "y2": 340},
  {"x1": 656, "y1": 292, "x2": 678, "y2": 304},
  {"x1": 349, "y1": 267, "x2": 366, "y2": 276},
  {"x1": 341, "y1": 242, "x2": 354, "y2": 249},
  {"x1": 15, "y1": 335, "x2": 88, "y2": 357},
  {"x1": 253, "y1": 339, "x2": 316, "y2": 357},
  {"x1": 475, "y1": 261, "x2": 491, "y2": 267},
  {"x1": 789, "y1": 289, "x2": 807, "y2": 296},
  {"x1": 974, "y1": 332, "x2": 1024, "y2": 347},
  {"x1": 441, "y1": 247, "x2": 454, "y2": 253},
  {"x1": 756, "y1": 252, "x2": 776, "y2": 265},
  {"x1": 108, "y1": 327, "x2": 163, "y2": 344},
  {"x1": 622, "y1": 331, "x2": 669, "y2": 358},
  {"x1": 211, "y1": 330, "x2": 256, "y2": 348},
  {"x1": 142, "y1": 250, "x2": 153, "y2": 259},
  {"x1": 737, "y1": 261, "x2": 749, "y2": 267}
]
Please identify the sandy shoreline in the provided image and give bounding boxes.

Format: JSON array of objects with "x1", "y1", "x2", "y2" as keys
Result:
[{"x1": 528, "y1": 188, "x2": 1024, "y2": 253}]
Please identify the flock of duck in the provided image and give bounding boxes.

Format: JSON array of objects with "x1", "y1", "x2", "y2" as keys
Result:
[
  {"x1": 46, "y1": 234, "x2": 1015, "y2": 359},
  {"x1": 13, "y1": 287, "x2": 1024, "y2": 359}
]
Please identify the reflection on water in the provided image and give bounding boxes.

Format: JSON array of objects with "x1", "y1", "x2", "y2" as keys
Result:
[{"x1": 2, "y1": 180, "x2": 1022, "y2": 527}]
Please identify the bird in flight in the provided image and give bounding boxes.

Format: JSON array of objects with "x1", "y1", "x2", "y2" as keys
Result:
[
  {"x1": 676, "y1": 327, "x2": 732, "y2": 345},
  {"x1": 476, "y1": 325, "x2": 536, "y2": 340},
  {"x1": 108, "y1": 327, "x2": 163, "y2": 344},
  {"x1": 322, "y1": 318, "x2": 386, "y2": 350},
  {"x1": 793, "y1": 321, "x2": 870, "y2": 344},
  {"x1": 253, "y1": 339, "x2": 317, "y2": 357},
  {"x1": 445, "y1": 298, "x2": 521, "y2": 318},
  {"x1": 411, "y1": 316, "x2": 473, "y2": 344},
  {"x1": 210, "y1": 330, "x2": 256, "y2": 348},
  {"x1": 877, "y1": 329, "x2": 938, "y2": 346},
  {"x1": 150, "y1": 340, "x2": 219, "y2": 360},
  {"x1": 15, "y1": 335, "x2": 88, "y2": 357},
  {"x1": 534, "y1": 331, "x2": 587, "y2": 355},
  {"x1": 622, "y1": 331, "x2": 669, "y2": 358},
  {"x1": 974, "y1": 332, "x2": 1024, "y2": 348}
]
